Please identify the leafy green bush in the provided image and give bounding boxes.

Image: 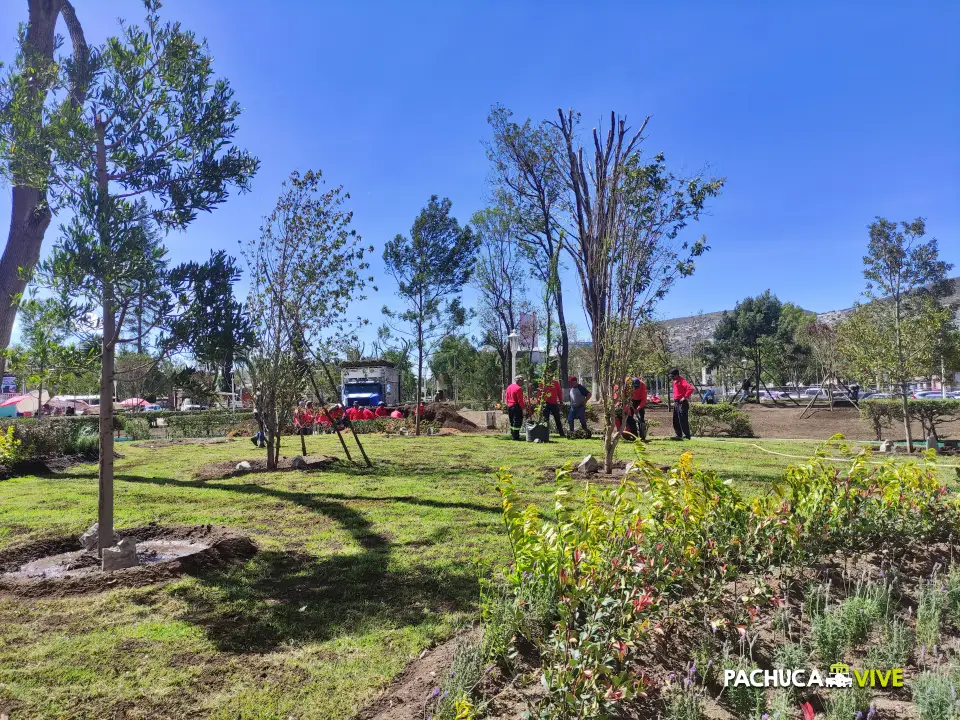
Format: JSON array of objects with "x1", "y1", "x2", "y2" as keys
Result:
[
  {"x1": 688, "y1": 404, "x2": 753, "y2": 437},
  {"x1": 0, "y1": 417, "x2": 101, "y2": 459},
  {"x1": 165, "y1": 411, "x2": 254, "y2": 438},
  {"x1": 0, "y1": 425, "x2": 23, "y2": 466},
  {"x1": 121, "y1": 416, "x2": 151, "y2": 440},
  {"x1": 913, "y1": 671, "x2": 960, "y2": 720},
  {"x1": 860, "y1": 398, "x2": 960, "y2": 440},
  {"x1": 488, "y1": 438, "x2": 960, "y2": 718}
]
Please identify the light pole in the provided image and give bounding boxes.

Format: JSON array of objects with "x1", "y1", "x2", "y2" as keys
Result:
[{"x1": 508, "y1": 330, "x2": 520, "y2": 382}]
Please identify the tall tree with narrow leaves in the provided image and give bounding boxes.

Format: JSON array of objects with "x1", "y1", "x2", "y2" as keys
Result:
[
  {"x1": 10, "y1": 0, "x2": 258, "y2": 553},
  {"x1": 382, "y1": 196, "x2": 478, "y2": 436},
  {"x1": 170, "y1": 250, "x2": 253, "y2": 393},
  {"x1": 0, "y1": 0, "x2": 88, "y2": 370},
  {"x1": 860, "y1": 217, "x2": 951, "y2": 451}
]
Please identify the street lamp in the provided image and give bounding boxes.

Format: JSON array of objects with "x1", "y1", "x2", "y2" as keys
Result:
[{"x1": 508, "y1": 330, "x2": 520, "y2": 382}]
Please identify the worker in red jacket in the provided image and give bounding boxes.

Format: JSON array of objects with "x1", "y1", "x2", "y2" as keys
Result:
[
  {"x1": 669, "y1": 368, "x2": 693, "y2": 440},
  {"x1": 505, "y1": 375, "x2": 525, "y2": 441},
  {"x1": 346, "y1": 402, "x2": 361, "y2": 421},
  {"x1": 374, "y1": 401, "x2": 389, "y2": 417},
  {"x1": 631, "y1": 377, "x2": 648, "y2": 441},
  {"x1": 537, "y1": 376, "x2": 565, "y2": 437}
]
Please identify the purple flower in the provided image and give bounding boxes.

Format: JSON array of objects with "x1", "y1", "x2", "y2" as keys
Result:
[{"x1": 431, "y1": 687, "x2": 440, "y2": 698}]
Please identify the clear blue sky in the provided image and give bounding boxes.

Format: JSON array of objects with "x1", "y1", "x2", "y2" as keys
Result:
[{"x1": 2, "y1": 0, "x2": 958, "y2": 346}]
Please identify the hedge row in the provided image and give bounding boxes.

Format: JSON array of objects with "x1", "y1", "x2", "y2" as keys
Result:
[{"x1": 860, "y1": 398, "x2": 960, "y2": 440}]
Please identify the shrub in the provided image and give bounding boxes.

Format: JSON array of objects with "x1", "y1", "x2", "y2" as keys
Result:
[
  {"x1": 860, "y1": 400, "x2": 904, "y2": 440},
  {"x1": 865, "y1": 619, "x2": 913, "y2": 669},
  {"x1": 688, "y1": 404, "x2": 753, "y2": 437},
  {"x1": 0, "y1": 417, "x2": 101, "y2": 459},
  {"x1": 0, "y1": 425, "x2": 23, "y2": 466},
  {"x1": 916, "y1": 580, "x2": 947, "y2": 650},
  {"x1": 913, "y1": 671, "x2": 960, "y2": 720},
  {"x1": 122, "y1": 416, "x2": 151, "y2": 440},
  {"x1": 860, "y1": 398, "x2": 960, "y2": 440},
  {"x1": 165, "y1": 411, "x2": 254, "y2": 438},
  {"x1": 429, "y1": 638, "x2": 486, "y2": 720}
]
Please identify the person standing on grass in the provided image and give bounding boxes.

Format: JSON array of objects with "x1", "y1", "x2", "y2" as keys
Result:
[
  {"x1": 538, "y1": 375, "x2": 566, "y2": 437},
  {"x1": 567, "y1": 375, "x2": 591, "y2": 436},
  {"x1": 631, "y1": 377, "x2": 648, "y2": 440},
  {"x1": 505, "y1": 375, "x2": 526, "y2": 441},
  {"x1": 669, "y1": 368, "x2": 693, "y2": 440}
]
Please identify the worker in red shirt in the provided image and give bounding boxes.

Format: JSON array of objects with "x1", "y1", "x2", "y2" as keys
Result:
[
  {"x1": 302, "y1": 401, "x2": 316, "y2": 435},
  {"x1": 537, "y1": 375, "x2": 565, "y2": 437},
  {"x1": 631, "y1": 377, "x2": 648, "y2": 441},
  {"x1": 346, "y1": 402, "x2": 361, "y2": 422},
  {"x1": 505, "y1": 375, "x2": 525, "y2": 441},
  {"x1": 360, "y1": 406, "x2": 376, "y2": 420},
  {"x1": 669, "y1": 368, "x2": 693, "y2": 440},
  {"x1": 374, "y1": 401, "x2": 389, "y2": 418}
]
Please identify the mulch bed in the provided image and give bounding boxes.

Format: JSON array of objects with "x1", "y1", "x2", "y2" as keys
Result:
[
  {"x1": 0, "y1": 524, "x2": 256, "y2": 598},
  {"x1": 193, "y1": 454, "x2": 339, "y2": 481}
]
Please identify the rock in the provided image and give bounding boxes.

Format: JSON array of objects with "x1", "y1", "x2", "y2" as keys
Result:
[
  {"x1": 534, "y1": 438, "x2": 542, "y2": 443},
  {"x1": 879, "y1": 440, "x2": 894, "y2": 453},
  {"x1": 291, "y1": 455, "x2": 307, "y2": 469},
  {"x1": 79, "y1": 522, "x2": 99, "y2": 551},
  {"x1": 927, "y1": 434, "x2": 940, "y2": 455},
  {"x1": 577, "y1": 455, "x2": 599, "y2": 474},
  {"x1": 235, "y1": 461, "x2": 252, "y2": 472},
  {"x1": 102, "y1": 537, "x2": 139, "y2": 572}
]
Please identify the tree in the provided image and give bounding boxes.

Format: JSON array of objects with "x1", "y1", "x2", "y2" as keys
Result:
[
  {"x1": 470, "y1": 206, "x2": 531, "y2": 389},
  {"x1": 170, "y1": 250, "x2": 253, "y2": 393},
  {"x1": 552, "y1": 109, "x2": 722, "y2": 471},
  {"x1": 13, "y1": 1, "x2": 258, "y2": 553},
  {"x1": 382, "y1": 196, "x2": 478, "y2": 435},
  {"x1": 244, "y1": 170, "x2": 371, "y2": 468},
  {"x1": 709, "y1": 291, "x2": 784, "y2": 401},
  {"x1": 5, "y1": 297, "x2": 90, "y2": 412},
  {"x1": 0, "y1": 0, "x2": 88, "y2": 366},
  {"x1": 858, "y1": 217, "x2": 952, "y2": 450},
  {"x1": 838, "y1": 294, "x2": 955, "y2": 434},
  {"x1": 486, "y1": 107, "x2": 573, "y2": 390}
]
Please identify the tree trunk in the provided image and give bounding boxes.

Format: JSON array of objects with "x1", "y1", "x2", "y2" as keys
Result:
[
  {"x1": 98, "y1": 284, "x2": 116, "y2": 555},
  {"x1": 415, "y1": 325, "x2": 423, "y2": 437},
  {"x1": 0, "y1": 0, "x2": 87, "y2": 366},
  {"x1": 555, "y1": 285, "x2": 570, "y2": 391}
]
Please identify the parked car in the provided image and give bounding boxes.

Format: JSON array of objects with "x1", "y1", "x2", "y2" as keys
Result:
[
  {"x1": 861, "y1": 392, "x2": 892, "y2": 400},
  {"x1": 180, "y1": 402, "x2": 207, "y2": 412},
  {"x1": 143, "y1": 404, "x2": 163, "y2": 412}
]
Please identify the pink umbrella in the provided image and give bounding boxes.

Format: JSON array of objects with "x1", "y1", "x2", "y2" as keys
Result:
[{"x1": 119, "y1": 397, "x2": 149, "y2": 408}]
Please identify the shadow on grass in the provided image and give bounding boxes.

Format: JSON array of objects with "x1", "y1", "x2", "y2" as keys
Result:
[
  {"x1": 116, "y1": 474, "x2": 500, "y2": 516},
  {"x1": 111, "y1": 473, "x2": 482, "y2": 651},
  {"x1": 170, "y1": 548, "x2": 478, "y2": 652}
]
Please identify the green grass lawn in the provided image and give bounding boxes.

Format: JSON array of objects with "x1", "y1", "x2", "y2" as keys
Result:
[{"x1": 1, "y1": 432, "x2": 957, "y2": 719}]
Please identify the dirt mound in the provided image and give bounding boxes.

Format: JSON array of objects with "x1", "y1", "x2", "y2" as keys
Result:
[
  {"x1": 353, "y1": 629, "x2": 480, "y2": 720},
  {"x1": 400, "y1": 403, "x2": 480, "y2": 433},
  {"x1": 194, "y1": 454, "x2": 338, "y2": 481},
  {"x1": 0, "y1": 524, "x2": 256, "y2": 598}
]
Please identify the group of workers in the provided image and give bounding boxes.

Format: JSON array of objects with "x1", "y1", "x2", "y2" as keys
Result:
[
  {"x1": 503, "y1": 368, "x2": 694, "y2": 442},
  {"x1": 292, "y1": 400, "x2": 414, "y2": 435}
]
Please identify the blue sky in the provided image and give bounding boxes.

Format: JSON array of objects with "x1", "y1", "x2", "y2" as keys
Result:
[{"x1": 1, "y1": 0, "x2": 958, "y2": 346}]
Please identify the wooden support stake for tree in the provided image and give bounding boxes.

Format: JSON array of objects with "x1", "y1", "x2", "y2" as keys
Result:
[
  {"x1": 316, "y1": 356, "x2": 372, "y2": 467},
  {"x1": 798, "y1": 386, "x2": 822, "y2": 420}
]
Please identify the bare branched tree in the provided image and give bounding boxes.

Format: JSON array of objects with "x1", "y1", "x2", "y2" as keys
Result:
[{"x1": 552, "y1": 110, "x2": 723, "y2": 471}]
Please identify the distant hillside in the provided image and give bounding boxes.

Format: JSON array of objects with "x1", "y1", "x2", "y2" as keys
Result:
[{"x1": 662, "y1": 277, "x2": 960, "y2": 355}]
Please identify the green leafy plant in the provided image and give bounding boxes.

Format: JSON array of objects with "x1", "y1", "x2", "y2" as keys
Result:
[
  {"x1": 865, "y1": 619, "x2": 914, "y2": 669},
  {"x1": 0, "y1": 425, "x2": 23, "y2": 466},
  {"x1": 824, "y1": 684, "x2": 872, "y2": 720},
  {"x1": 913, "y1": 671, "x2": 960, "y2": 720},
  {"x1": 917, "y1": 580, "x2": 947, "y2": 650},
  {"x1": 121, "y1": 417, "x2": 150, "y2": 441},
  {"x1": 688, "y1": 404, "x2": 754, "y2": 437}
]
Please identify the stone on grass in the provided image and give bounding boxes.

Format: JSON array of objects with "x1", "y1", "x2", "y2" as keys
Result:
[
  {"x1": 577, "y1": 455, "x2": 599, "y2": 474},
  {"x1": 927, "y1": 433, "x2": 940, "y2": 455},
  {"x1": 291, "y1": 455, "x2": 307, "y2": 469},
  {"x1": 102, "y1": 537, "x2": 139, "y2": 572},
  {"x1": 235, "y1": 461, "x2": 252, "y2": 472},
  {"x1": 879, "y1": 440, "x2": 894, "y2": 453},
  {"x1": 79, "y1": 522, "x2": 99, "y2": 551}
]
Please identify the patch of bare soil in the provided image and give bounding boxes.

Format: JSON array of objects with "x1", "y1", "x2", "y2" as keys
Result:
[
  {"x1": 398, "y1": 403, "x2": 481, "y2": 433},
  {"x1": 353, "y1": 629, "x2": 480, "y2": 720},
  {"x1": 139, "y1": 437, "x2": 233, "y2": 450},
  {"x1": 194, "y1": 454, "x2": 338, "y2": 481},
  {"x1": 540, "y1": 458, "x2": 672, "y2": 484},
  {"x1": 0, "y1": 524, "x2": 256, "y2": 598}
]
